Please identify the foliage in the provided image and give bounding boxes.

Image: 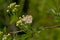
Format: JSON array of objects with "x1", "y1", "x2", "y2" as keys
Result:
[{"x1": 0, "y1": 0, "x2": 60, "y2": 40}]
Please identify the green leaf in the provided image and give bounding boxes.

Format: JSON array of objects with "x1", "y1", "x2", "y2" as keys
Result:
[
  {"x1": 10, "y1": 15, "x2": 18, "y2": 24},
  {"x1": 3, "y1": 26, "x2": 6, "y2": 33}
]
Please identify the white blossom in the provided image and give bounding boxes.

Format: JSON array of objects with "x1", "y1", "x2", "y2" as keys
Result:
[
  {"x1": 23, "y1": 15, "x2": 32, "y2": 24},
  {"x1": 16, "y1": 15, "x2": 32, "y2": 26}
]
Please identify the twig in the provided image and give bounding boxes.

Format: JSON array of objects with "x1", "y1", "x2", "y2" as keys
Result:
[{"x1": 9, "y1": 30, "x2": 24, "y2": 34}]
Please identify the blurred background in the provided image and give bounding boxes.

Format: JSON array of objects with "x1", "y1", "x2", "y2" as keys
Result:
[{"x1": 0, "y1": 0, "x2": 60, "y2": 40}]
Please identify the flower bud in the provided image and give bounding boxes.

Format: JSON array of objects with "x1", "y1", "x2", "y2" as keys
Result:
[
  {"x1": 10, "y1": 2, "x2": 16, "y2": 8},
  {"x1": 15, "y1": 5, "x2": 20, "y2": 7},
  {"x1": 6, "y1": 10, "x2": 9, "y2": 12},
  {"x1": 7, "y1": 33, "x2": 10, "y2": 36}
]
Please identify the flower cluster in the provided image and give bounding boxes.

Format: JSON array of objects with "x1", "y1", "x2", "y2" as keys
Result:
[
  {"x1": 2, "y1": 33, "x2": 10, "y2": 40},
  {"x1": 16, "y1": 15, "x2": 33, "y2": 26},
  {"x1": 6, "y1": 2, "x2": 20, "y2": 14}
]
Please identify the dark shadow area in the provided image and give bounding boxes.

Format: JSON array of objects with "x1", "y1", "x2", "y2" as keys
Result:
[{"x1": 22, "y1": 0, "x2": 29, "y2": 13}]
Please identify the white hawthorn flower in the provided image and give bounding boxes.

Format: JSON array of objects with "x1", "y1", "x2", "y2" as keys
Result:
[
  {"x1": 16, "y1": 15, "x2": 32, "y2": 26},
  {"x1": 23, "y1": 15, "x2": 32, "y2": 24}
]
